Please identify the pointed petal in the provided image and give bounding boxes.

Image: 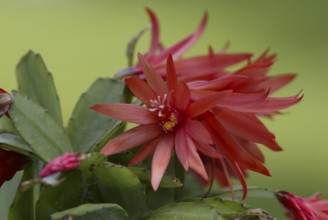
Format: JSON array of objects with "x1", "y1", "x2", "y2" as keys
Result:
[
  {"x1": 208, "y1": 45, "x2": 215, "y2": 56},
  {"x1": 310, "y1": 200, "x2": 328, "y2": 210},
  {"x1": 235, "y1": 50, "x2": 275, "y2": 78},
  {"x1": 152, "y1": 11, "x2": 208, "y2": 64},
  {"x1": 91, "y1": 103, "x2": 157, "y2": 125},
  {"x1": 171, "y1": 11, "x2": 208, "y2": 59},
  {"x1": 138, "y1": 53, "x2": 168, "y2": 96},
  {"x1": 128, "y1": 135, "x2": 163, "y2": 166},
  {"x1": 314, "y1": 212, "x2": 328, "y2": 220},
  {"x1": 216, "y1": 110, "x2": 282, "y2": 151},
  {"x1": 174, "y1": 53, "x2": 252, "y2": 80},
  {"x1": 185, "y1": 119, "x2": 213, "y2": 144},
  {"x1": 229, "y1": 160, "x2": 248, "y2": 202},
  {"x1": 187, "y1": 92, "x2": 229, "y2": 118},
  {"x1": 186, "y1": 135, "x2": 208, "y2": 181},
  {"x1": 151, "y1": 133, "x2": 174, "y2": 190},
  {"x1": 234, "y1": 92, "x2": 303, "y2": 113},
  {"x1": 125, "y1": 76, "x2": 155, "y2": 105},
  {"x1": 235, "y1": 138, "x2": 265, "y2": 163},
  {"x1": 166, "y1": 55, "x2": 178, "y2": 90},
  {"x1": 196, "y1": 142, "x2": 223, "y2": 159},
  {"x1": 173, "y1": 82, "x2": 190, "y2": 112},
  {"x1": 146, "y1": 8, "x2": 160, "y2": 54},
  {"x1": 152, "y1": 35, "x2": 193, "y2": 65},
  {"x1": 218, "y1": 90, "x2": 269, "y2": 108},
  {"x1": 187, "y1": 75, "x2": 248, "y2": 90},
  {"x1": 101, "y1": 124, "x2": 163, "y2": 155},
  {"x1": 266, "y1": 73, "x2": 296, "y2": 93},
  {"x1": 203, "y1": 113, "x2": 271, "y2": 176},
  {"x1": 175, "y1": 127, "x2": 189, "y2": 170},
  {"x1": 219, "y1": 159, "x2": 234, "y2": 200}
]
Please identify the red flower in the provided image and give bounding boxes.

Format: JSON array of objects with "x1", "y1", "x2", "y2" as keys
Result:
[
  {"x1": 92, "y1": 54, "x2": 226, "y2": 190},
  {"x1": 39, "y1": 153, "x2": 81, "y2": 178},
  {"x1": 187, "y1": 64, "x2": 301, "y2": 200},
  {"x1": 182, "y1": 46, "x2": 302, "y2": 200},
  {"x1": 0, "y1": 88, "x2": 12, "y2": 117},
  {"x1": 276, "y1": 191, "x2": 328, "y2": 220},
  {"x1": 0, "y1": 149, "x2": 27, "y2": 187},
  {"x1": 113, "y1": 9, "x2": 302, "y2": 198},
  {"x1": 116, "y1": 8, "x2": 252, "y2": 81},
  {"x1": 230, "y1": 50, "x2": 296, "y2": 94}
]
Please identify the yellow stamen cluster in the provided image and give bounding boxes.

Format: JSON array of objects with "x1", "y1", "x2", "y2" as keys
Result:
[{"x1": 162, "y1": 113, "x2": 178, "y2": 132}]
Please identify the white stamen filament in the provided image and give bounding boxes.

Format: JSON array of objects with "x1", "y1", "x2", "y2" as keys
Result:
[{"x1": 149, "y1": 94, "x2": 168, "y2": 117}]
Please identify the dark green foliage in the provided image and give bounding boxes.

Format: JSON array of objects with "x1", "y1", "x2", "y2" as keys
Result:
[
  {"x1": 51, "y1": 203, "x2": 129, "y2": 220},
  {"x1": 66, "y1": 78, "x2": 125, "y2": 153},
  {"x1": 16, "y1": 51, "x2": 63, "y2": 125},
  {"x1": 92, "y1": 162, "x2": 146, "y2": 220},
  {"x1": 9, "y1": 91, "x2": 73, "y2": 162}
]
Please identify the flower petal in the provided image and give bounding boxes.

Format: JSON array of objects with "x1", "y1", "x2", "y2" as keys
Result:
[
  {"x1": 146, "y1": 8, "x2": 160, "y2": 55},
  {"x1": 128, "y1": 135, "x2": 163, "y2": 166},
  {"x1": 173, "y1": 82, "x2": 190, "y2": 112},
  {"x1": 176, "y1": 53, "x2": 252, "y2": 80},
  {"x1": 187, "y1": 75, "x2": 248, "y2": 90},
  {"x1": 175, "y1": 127, "x2": 189, "y2": 170},
  {"x1": 218, "y1": 159, "x2": 234, "y2": 199},
  {"x1": 218, "y1": 90, "x2": 269, "y2": 108},
  {"x1": 184, "y1": 119, "x2": 213, "y2": 144},
  {"x1": 101, "y1": 124, "x2": 163, "y2": 155},
  {"x1": 153, "y1": 11, "x2": 208, "y2": 64},
  {"x1": 215, "y1": 109, "x2": 281, "y2": 151},
  {"x1": 196, "y1": 142, "x2": 223, "y2": 159},
  {"x1": 166, "y1": 55, "x2": 178, "y2": 90},
  {"x1": 266, "y1": 73, "x2": 296, "y2": 93},
  {"x1": 235, "y1": 137, "x2": 265, "y2": 163},
  {"x1": 203, "y1": 113, "x2": 270, "y2": 176},
  {"x1": 186, "y1": 135, "x2": 208, "y2": 181},
  {"x1": 138, "y1": 53, "x2": 168, "y2": 96},
  {"x1": 229, "y1": 160, "x2": 248, "y2": 201},
  {"x1": 234, "y1": 93, "x2": 303, "y2": 113},
  {"x1": 151, "y1": 133, "x2": 174, "y2": 191},
  {"x1": 91, "y1": 103, "x2": 157, "y2": 125},
  {"x1": 187, "y1": 92, "x2": 229, "y2": 118},
  {"x1": 125, "y1": 76, "x2": 155, "y2": 105}
]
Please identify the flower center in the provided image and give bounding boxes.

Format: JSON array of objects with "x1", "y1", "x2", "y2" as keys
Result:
[
  {"x1": 149, "y1": 94, "x2": 179, "y2": 132},
  {"x1": 161, "y1": 112, "x2": 178, "y2": 132}
]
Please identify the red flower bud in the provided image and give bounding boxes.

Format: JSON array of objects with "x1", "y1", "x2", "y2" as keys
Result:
[
  {"x1": 276, "y1": 191, "x2": 328, "y2": 220},
  {"x1": 39, "y1": 153, "x2": 81, "y2": 178}
]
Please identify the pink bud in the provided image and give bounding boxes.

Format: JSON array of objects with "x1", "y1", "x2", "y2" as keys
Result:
[
  {"x1": 39, "y1": 153, "x2": 81, "y2": 178},
  {"x1": 275, "y1": 191, "x2": 328, "y2": 220}
]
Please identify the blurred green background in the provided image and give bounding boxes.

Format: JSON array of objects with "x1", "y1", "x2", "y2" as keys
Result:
[{"x1": 0, "y1": 0, "x2": 327, "y2": 219}]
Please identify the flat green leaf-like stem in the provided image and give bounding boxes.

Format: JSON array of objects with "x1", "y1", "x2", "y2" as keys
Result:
[
  {"x1": 66, "y1": 78, "x2": 125, "y2": 153},
  {"x1": 51, "y1": 203, "x2": 129, "y2": 220},
  {"x1": 92, "y1": 162, "x2": 146, "y2": 220},
  {"x1": 146, "y1": 202, "x2": 220, "y2": 220},
  {"x1": 216, "y1": 186, "x2": 276, "y2": 200},
  {"x1": 9, "y1": 91, "x2": 73, "y2": 162},
  {"x1": 200, "y1": 197, "x2": 247, "y2": 216},
  {"x1": 16, "y1": 51, "x2": 63, "y2": 125},
  {"x1": 36, "y1": 170, "x2": 84, "y2": 220},
  {"x1": 8, "y1": 162, "x2": 36, "y2": 220},
  {"x1": 128, "y1": 167, "x2": 183, "y2": 188},
  {"x1": 0, "y1": 132, "x2": 33, "y2": 157}
]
